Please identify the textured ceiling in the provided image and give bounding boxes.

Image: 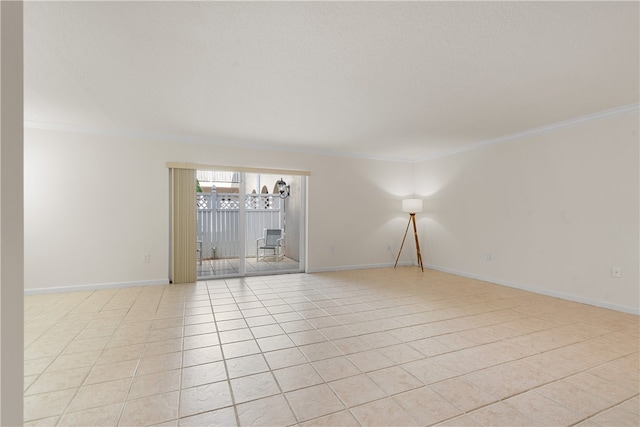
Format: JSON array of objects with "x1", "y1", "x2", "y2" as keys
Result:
[{"x1": 24, "y1": 1, "x2": 639, "y2": 161}]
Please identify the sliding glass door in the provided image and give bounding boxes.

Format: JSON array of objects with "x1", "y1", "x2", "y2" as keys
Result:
[{"x1": 196, "y1": 170, "x2": 305, "y2": 279}]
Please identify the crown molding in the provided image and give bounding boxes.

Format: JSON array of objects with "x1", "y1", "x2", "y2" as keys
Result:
[
  {"x1": 24, "y1": 103, "x2": 638, "y2": 164},
  {"x1": 416, "y1": 103, "x2": 640, "y2": 163}
]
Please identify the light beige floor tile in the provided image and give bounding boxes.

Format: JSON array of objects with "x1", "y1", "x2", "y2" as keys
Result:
[
  {"x1": 216, "y1": 319, "x2": 247, "y2": 332},
  {"x1": 57, "y1": 402, "x2": 123, "y2": 427},
  {"x1": 504, "y1": 391, "x2": 582, "y2": 426},
  {"x1": 351, "y1": 397, "x2": 418, "y2": 426},
  {"x1": 216, "y1": 311, "x2": 245, "y2": 321},
  {"x1": 535, "y1": 379, "x2": 611, "y2": 418},
  {"x1": 317, "y1": 325, "x2": 357, "y2": 341},
  {"x1": 619, "y1": 396, "x2": 640, "y2": 415},
  {"x1": 434, "y1": 414, "x2": 481, "y2": 426},
  {"x1": 430, "y1": 377, "x2": 498, "y2": 412},
  {"x1": 288, "y1": 329, "x2": 328, "y2": 346},
  {"x1": 67, "y1": 378, "x2": 131, "y2": 412},
  {"x1": 183, "y1": 313, "x2": 214, "y2": 325},
  {"x1": 119, "y1": 390, "x2": 179, "y2": 426},
  {"x1": 408, "y1": 338, "x2": 452, "y2": 357},
  {"x1": 347, "y1": 349, "x2": 395, "y2": 372},
  {"x1": 467, "y1": 401, "x2": 534, "y2": 426},
  {"x1": 306, "y1": 316, "x2": 340, "y2": 329},
  {"x1": 360, "y1": 331, "x2": 402, "y2": 348},
  {"x1": 24, "y1": 357, "x2": 55, "y2": 376},
  {"x1": 273, "y1": 312, "x2": 304, "y2": 323},
  {"x1": 129, "y1": 369, "x2": 181, "y2": 400},
  {"x1": 76, "y1": 324, "x2": 118, "y2": 340},
  {"x1": 182, "y1": 345, "x2": 223, "y2": 367},
  {"x1": 273, "y1": 363, "x2": 324, "y2": 392},
  {"x1": 256, "y1": 334, "x2": 296, "y2": 352},
  {"x1": 518, "y1": 349, "x2": 584, "y2": 378},
  {"x1": 24, "y1": 389, "x2": 76, "y2": 422},
  {"x1": 96, "y1": 343, "x2": 144, "y2": 364},
  {"x1": 329, "y1": 374, "x2": 386, "y2": 407},
  {"x1": 178, "y1": 406, "x2": 237, "y2": 427},
  {"x1": 285, "y1": 384, "x2": 345, "y2": 422},
  {"x1": 332, "y1": 336, "x2": 373, "y2": 354},
  {"x1": 463, "y1": 359, "x2": 554, "y2": 399},
  {"x1": 367, "y1": 366, "x2": 423, "y2": 396},
  {"x1": 24, "y1": 269, "x2": 640, "y2": 427},
  {"x1": 24, "y1": 375, "x2": 39, "y2": 391},
  {"x1": 587, "y1": 360, "x2": 640, "y2": 391},
  {"x1": 264, "y1": 347, "x2": 308, "y2": 370},
  {"x1": 299, "y1": 341, "x2": 343, "y2": 362},
  {"x1": 183, "y1": 332, "x2": 219, "y2": 350},
  {"x1": 46, "y1": 350, "x2": 102, "y2": 372},
  {"x1": 179, "y1": 381, "x2": 233, "y2": 418},
  {"x1": 137, "y1": 351, "x2": 182, "y2": 375},
  {"x1": 84, "y1": 359, "x2": 138, "y2": 385},
  {"x1": 377, "y1": 343, "x2": 424, "y2": 364},
  {"x1": 219, "y1": 328, "x2": 254, "y2": 344},
  {"x1": 182, "y1": 361, "x2": 228, "y2": 388},
  {"x1": 249, "y1": 323, "x2": 285, "y2": 338},
  {"x1": 312, "y1": 356, "x2": 362, "y2": 382},
  {"x1": 587, "y1": 405, "x2": 640, "y2": 427},
  {"x1": 62, "y1": 336, "x2": 110, "y2": 354},
  {"x1": 144, "y1": 338, "x2": 183, "y2": 357},
  {"x1": 229, "y1": 371, "x2": 280, "y2": 403},
  {"x1": 402, "y1": 357, "x2": 457, "y2": 384},
  {"x1": 222, "y1": 339, "x2": 261, "y2": 359},
  {"x1": 152, "y1": 316, "x2": 185, "y2": 329},
  {"x1": 184, "y1": 322, "x2": 217, "y2": 336},
  {"x1": 299, "y1": 410, "x2": 360, "y2": 427},
  {"x1": 236, "y1": 394, "x2": 297, "y2": 426},
  {"x1": 393, "y1": 386, "x2": 461, "y2": 426},
  {"x1": 226, "y1": 353, "x2": 270, "y2": 379},
  {"x1": 245, "y1": 315, "x2": 277, "y2": 328},
  {"x1": 25, "y1": 366, "x2": 90, "y2": 395},
  {"x1": 565, "y1": 371, "x2": 638, "y2": 404}
]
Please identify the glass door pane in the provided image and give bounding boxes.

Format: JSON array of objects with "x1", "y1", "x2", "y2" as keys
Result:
[
  {"x1": 245, "y1": 173, "x2": 303, "y2": 275},
  {"x1": 197, "y1": 170, "x2": 242, "y2": 278}
]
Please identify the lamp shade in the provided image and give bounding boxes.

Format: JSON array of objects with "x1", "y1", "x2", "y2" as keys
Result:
[{"x1": 402, "y1": 199, "x2": 423, "y2": 213}]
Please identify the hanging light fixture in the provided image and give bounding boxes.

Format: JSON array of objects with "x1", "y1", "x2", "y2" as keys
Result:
[{"x1": 276, "y1": 178, "x2": 290, "y2": 199}]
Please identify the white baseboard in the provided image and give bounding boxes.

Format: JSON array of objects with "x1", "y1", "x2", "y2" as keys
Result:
[
  {"x1": 307, "y1": 261, "x2": 413, "y2": 273},
  {"x1": 24, "y1": 265, "x2": 638, "y2": 316},
  {"x1": 24, "y1": 279, "x2": 170, "y2": 295},
  {"x1": 424, "y1": 264, "x2": 640, "y2": 316}
]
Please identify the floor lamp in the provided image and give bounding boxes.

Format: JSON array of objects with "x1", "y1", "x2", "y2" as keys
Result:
[{"x1": 394, "y1": 198, "x2": 424, "y2": 272}]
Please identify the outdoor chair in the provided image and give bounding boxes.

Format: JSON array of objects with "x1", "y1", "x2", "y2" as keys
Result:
[{"x1": 257, "y1": 229, "x2": 284, "y2": 261}]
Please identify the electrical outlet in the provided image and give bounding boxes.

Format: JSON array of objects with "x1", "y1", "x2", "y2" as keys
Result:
[
  {"x1": 330, "y1": 245, "x2": 335, "y2": 254},
  {"x1": 612, "y1": 266, "x2": 622, "y2": 278},
  {"x1": 143, "y1": 253, "x2": 150, "y2": 263},
  {"x1": 386, "y1": 244, "x2": 392, "y2": 252},
  {"x1": 483, "y1": 251, "x2": 492, "y2": 261}
]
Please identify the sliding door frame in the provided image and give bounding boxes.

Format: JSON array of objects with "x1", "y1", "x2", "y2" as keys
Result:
[{"x1": 168, "y1": 162, "x2": 309, "y2": 280}]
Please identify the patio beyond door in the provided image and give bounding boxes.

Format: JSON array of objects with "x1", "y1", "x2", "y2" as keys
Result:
[{"x1": 196, "y1": 170, "x2": 304, "y2": 278}]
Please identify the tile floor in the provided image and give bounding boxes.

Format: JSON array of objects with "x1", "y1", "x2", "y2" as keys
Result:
[{"x1": 24, "y1": 267, "x2": 639, "y2": 426}]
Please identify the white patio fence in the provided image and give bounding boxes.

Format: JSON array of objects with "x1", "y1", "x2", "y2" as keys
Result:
[{"x1": 197, "y1": 191, "x2": 283, "y2": 259}]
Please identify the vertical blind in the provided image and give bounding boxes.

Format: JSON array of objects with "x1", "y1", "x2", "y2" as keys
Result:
[{"x1": 170, "y1": 168, "x2": 197, "y2": 284}]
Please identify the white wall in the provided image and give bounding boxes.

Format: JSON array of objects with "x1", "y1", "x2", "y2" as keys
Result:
[
  {"x1": 415, "y1": 112, "x2": 639, "y2": 313},
  {"x1": 25, "y1": 129, "x2": 170, "y2": 291},
  {"x1": 26, "y1": 112, "x2": 638, "y2": 314},
  {"x1": 24, "y1": 128, "x2": 415, "y2": 291}
]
